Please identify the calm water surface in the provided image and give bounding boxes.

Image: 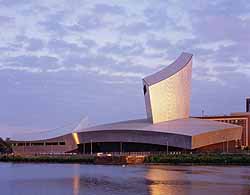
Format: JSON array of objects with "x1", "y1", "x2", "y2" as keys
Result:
[{"x1": 0, "y1": 163, "x2": 250, "y2": 195}]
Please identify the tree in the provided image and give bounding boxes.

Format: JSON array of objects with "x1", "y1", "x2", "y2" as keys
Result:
[{"x1": 0, "y1": 138, "x2": 12, "y2": 154}]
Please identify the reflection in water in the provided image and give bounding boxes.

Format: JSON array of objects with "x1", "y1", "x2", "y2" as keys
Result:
[
  {"x1": 146, "y1": 166, "x2": 190, "y2": 195},
  {"x1": 0, "y1": 163, "x2": 250, "y2": 195},
  {"x1": 146, "y1": 166, "x2": 250, "y2": 195},
  {"x1": 73, "y1": 164, "x2": 80, "y2": 195}
]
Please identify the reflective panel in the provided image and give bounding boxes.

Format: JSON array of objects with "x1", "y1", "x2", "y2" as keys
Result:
[{"x1": 143, "y1": 53, "x2": 192, "y2": 123}]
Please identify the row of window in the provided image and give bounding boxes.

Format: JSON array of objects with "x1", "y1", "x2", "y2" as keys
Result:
[
  {"x1": 216, "y1": 119, "x2": 246, "y2": 124},
  {"x1": 215, "y1": 118, "x2": 247, "y2": 146},
  {"x1": 12, "y1": 142, "x2": 66, "y2": 147}
]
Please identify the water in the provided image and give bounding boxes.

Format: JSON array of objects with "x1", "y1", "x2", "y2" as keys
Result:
[{"x1": 1, "y1": 163, "x2": 250, "y2": 195}]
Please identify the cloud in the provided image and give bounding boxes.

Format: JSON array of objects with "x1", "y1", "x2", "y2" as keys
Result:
[
  {"x1": 62, "y1": 54, "x2": 116, "y2": 67},
  {"x1": 26, "y1": 38, "x2": 44, "y2": 51},
  {"x1": 99, "y1": 42, "x2": 145, "y2": 56},
  {"x1": 195, "y1": 40, "x2": 236, "y2": 52},
  {"x1": 69, "y1": 14, "x2": 106, "y2": 32},
  {"x1": 39, "y1": 19, "x2": 67, "y2": 35},
  {"x1": 144, "y1": 6, "x2": 172, "y2": 29},
  {"x1": 0, "y1": 65, "x2": 42, "y2": 73},
  {"x1": 119, "y1": 22, "x2": 150, "y2": 35},
  {"x1": 93, "y1": 3, "x2": 126, "y2": 16},
  {"x1": 81, "y1": 39, "x2": 97, "y2": 48},
  {"x1": 146, "y1": 37, "x2": 171, "y2": 50},
  {"x1": 48, "y1": 39, "x2": 87, "y2": 53},
  {"x1": 3, "y1": 55, "x2": 59, "y2": 70},
  {"x1": 0, "y1": 16, "x2": 15, "y2": 25},
  {"x1": 0, "y1": 0, "x2": 250, "y2": 136},
  {"x1": 72, "y1": 65, "x2": 145, "y2": 78},
  {"x1": 0, "y1": 0, "x2": 31, "y2": 7}
]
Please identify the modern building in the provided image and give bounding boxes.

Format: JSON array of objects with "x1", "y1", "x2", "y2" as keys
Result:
[{"x1": 9, "y1": 53, "x2": 243, "y2": 154}]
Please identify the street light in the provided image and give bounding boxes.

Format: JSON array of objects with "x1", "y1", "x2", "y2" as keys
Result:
[
  {"x1": 166, "y1": 140, "x2": 169, "y2": 155},
  {"x1": 90, "y1": 139, "x2": 93, "y2": 155},
  {"x1": 226, "y1": 137, "x2": 229, "y2": 153},
  {"x1": 120, "y1": 142, "x2": 123, "y2": 155},
  {"x1": 222, "y1": 136, "x2": 225, "y2": 153}
]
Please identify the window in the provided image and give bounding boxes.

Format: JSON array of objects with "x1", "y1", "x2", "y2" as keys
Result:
[
  {"x1": 45, "y1": 142, "x2": 58, "y2": 146},
  {"x1": 143, "y1": 85, "x2": 147, "y2": 95},
  {"x1": 31, "y1": 142, "x2": 44, "y2": 146}
]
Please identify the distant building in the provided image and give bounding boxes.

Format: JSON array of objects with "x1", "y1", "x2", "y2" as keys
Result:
[
  {"x1": 246, "y1": 98, "x2": 250, "y2": 112},
  {"x1": 196, "y1": 98, "x2": 250, "y2": 148},
  {"x1": 9, "y1": 53, "x2": 242, "y2": 154}
]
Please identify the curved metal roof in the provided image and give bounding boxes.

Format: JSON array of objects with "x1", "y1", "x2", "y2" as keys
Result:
[
  {"x1": 143, "y1": 52, "x2": 193, "y2": 86},
  {"x1": 10, "y1": 122, "x2": 78, "y2": 141},
  {"x1": 78, "y1": 118, "x2": 241, "y2": 136}
]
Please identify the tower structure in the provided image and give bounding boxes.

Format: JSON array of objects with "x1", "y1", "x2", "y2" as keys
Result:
[{"x1": 143, "y1": 52, "x2": 193, "y2": 124}]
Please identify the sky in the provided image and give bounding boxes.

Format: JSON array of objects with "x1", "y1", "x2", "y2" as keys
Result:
[{"x1": 0, "y1": 0, "x2": 250, "y2": 138}]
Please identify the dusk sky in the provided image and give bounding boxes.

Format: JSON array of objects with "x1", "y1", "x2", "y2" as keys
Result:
[{"x1": 0, "y1": 0, "x2": 250, "y2": 138}]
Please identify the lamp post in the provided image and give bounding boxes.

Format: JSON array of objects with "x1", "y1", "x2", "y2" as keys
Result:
[
  {"x1": 83, "y1": 143, "x2": 85, "y2": 154},
  {"x1": 222, "y1": 136, "x2": 225, "y2": 153},
  {"x1": 120, "y1": 142, "x2": 123, "y2": 155},
  {"x1": 183, "y1": 138, "x2": 186, "y2": 154},
  {"x1": 226, "y1": 138, "x2": 229, "y2": 153},
  {"x1": 90, "y1": 139, "x2": 93, "y2": 155},
  {"x1": 166, "y1": 140, "x2": 169, "y2": 155}
]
